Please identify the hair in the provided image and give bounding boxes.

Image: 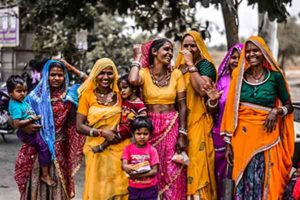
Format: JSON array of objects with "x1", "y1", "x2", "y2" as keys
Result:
[
  {"x1": 6, "y1": 75, "x2": 26, "y2": 93},
  {"x1": 49, "y1": 62, "x2": 64, "y2": 70},
  {"x1": 118, "y1": 74, "x2": 140, "y2": 97},
  {"x1": 148, "y1": 38, "x2": 173, "y2": 65},
  {"x1": 131, "y1": 116, "x2": 153, "y2": 134}
]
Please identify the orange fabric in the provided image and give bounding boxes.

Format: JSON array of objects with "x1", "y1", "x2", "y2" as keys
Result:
[
  {"x1": 139, "y1": 68, "x2": 186, "y2": 104},
  {"x1": 220, "y1": 36, "x2": 294, "y2": 199}
]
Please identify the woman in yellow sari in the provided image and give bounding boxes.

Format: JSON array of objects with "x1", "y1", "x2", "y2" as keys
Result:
[
  {"x1": 76, "y1": 58, "x2": 130, "y2": 200},
  {"x1": 221, "y1": 36, "x2": 294, "y2": 199},
  {"x1": 175, "y1": 30, "x2": 217, "y2": 199}
]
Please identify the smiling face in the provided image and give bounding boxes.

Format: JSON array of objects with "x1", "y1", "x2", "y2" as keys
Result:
[
  {"x1": 182, "y1": 35, "x2": 200, "y2": 60},
  {"x1": 228, "y1": 49, "x2": 240, "y2": 70},
  {"x1": 48, "y1": 66, "x2": 65, "y2": 88},
  {"x1": 10, "y1": 83, "x2": 27, "y2": 102},
  {"x1": 245, "y1": 42, "x2": 264, "y2": 67},
  {"x1": 96, "y1": 66, "x2": 114, "y2": 89},
  {"x1": 152, "y1": 41, "x2": 173, "y2": 66},
  {"x1": 133, "y1": 127, "x2": 150, "y2": 147}
]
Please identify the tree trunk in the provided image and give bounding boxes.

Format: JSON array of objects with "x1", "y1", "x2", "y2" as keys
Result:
[{"x1": 221, "y1": 1, "x2": 239, "y2": 50}]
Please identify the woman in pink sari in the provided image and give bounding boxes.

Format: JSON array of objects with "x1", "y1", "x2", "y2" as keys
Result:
[{"x1": 129, "y1": 38, "x2": 188, "y2": 199}]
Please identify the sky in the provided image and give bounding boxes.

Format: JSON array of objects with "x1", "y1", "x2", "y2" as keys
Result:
[{"x1": 195, "y1": 0, "x2": 300, "y2": 46}]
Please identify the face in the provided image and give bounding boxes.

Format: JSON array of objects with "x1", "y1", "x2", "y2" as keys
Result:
[
  {"x1": 228, "y1": 49, "x2": 240, "y2": 70},
  {"x1": 182, "y1": 35, "x2": 200, "y2": 60},
  {"x1": 245, "y1": 42, "x2": 264, "y2": 67},
  {"x1": 119, "y1": 80, "x2": 133, "y2": 100},
  {"x1": 152, "y1": 42, "x2": 173, "y2": 65},
  {"x1": 10, "y1": 83, "x2": 27, "y2": 102},
  {"x1": 49, "y1": 66, "x2": 65, "y2": 88},
  {"x1": 133, "y1": 127, "x2": 150, "y2": 147},
  {"x1": 96, "y1": 66, "x2": 114, "y2": 89}
]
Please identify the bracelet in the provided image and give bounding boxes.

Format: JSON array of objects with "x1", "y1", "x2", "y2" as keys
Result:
[
  {"x1": 207, "y1": 99, "x2": 218, "y2": 108},
  {"x1": 98, "y1": 144, "x2": 104, "y2": 152},
  {"x1": 177, "y1": 97, "x2": 186, "y2": 101},
  {"x1": 224, "y1": 136, "x2": 231, "y2": 144},
  {"x1": 188, "y1": 66, "x2": 198, "y2": 73},
  {"x1": 89, "y1": 128, "x2": 96, "y2": 137},
  {"x1": 281, "y1": 106, "x2": 288, "y2": 116},
  {"x1": 131, "y1": 61, "x2": 141, "y2": 69},
  {"x1": 179, "y1": 127, "x2": 188, "y2": 136},
  {"x1": 98, "y1": 129, "x2": 103, "y2": 137},
  {"x1": 79, "y1": 71, "x2": 86, "y2": 79}
]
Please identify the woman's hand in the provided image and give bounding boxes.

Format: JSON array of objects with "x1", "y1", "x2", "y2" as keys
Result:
[
  {"x1": 225, "y1": 143, "x2": 233, "y2": 166},
  {"x1": 202, "y1": 82, "x2": 223, "y2": 101},
  {"x1": 180, "y1": 49, "x2": 194, "y2": 67},
  {"x1": 20, "y1": 123, "x2": 41, "y2": 134},
  {"x1": 176, "y1": 134, "x2": 188, "y2": 153},
  {"x1": 101, "y1": 130, "x2": 120, "y2": 144},
  {"x1": 133, "y1": 44, "x2": 142, "y2": 61},
  {"x1": 264, "y1": 108, "x2": 278, "y2": 133}
]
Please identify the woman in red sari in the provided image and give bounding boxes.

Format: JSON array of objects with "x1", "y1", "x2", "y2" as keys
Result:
[{"x1": 14, "y1": 60, "x2": 85, "y2": 200}]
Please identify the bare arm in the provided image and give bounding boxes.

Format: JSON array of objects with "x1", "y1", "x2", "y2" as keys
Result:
[
  {"x1": 128, "y1": 44, "x2": 143, "y2": 86},
  {"x1": 55, "y1": 58, "x2": 88, "y2": 81},
  {"x1": 130, "y1": 165, "x2": 159, "y2": 179},
  {"x1": 189, "y1": 72, "x2": 213, "y2": 97},
  {"x1": 13, "y1": 115, "x2": 40, "y2": 128},
  {"x1": 177, "y1": 91, "x2": 187, "y2": 129}
]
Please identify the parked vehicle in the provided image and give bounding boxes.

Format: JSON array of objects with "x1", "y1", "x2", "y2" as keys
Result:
[
  {"x1": 0, "y1": 82, "x2": 14, "y2": 143},
  {"x1": 293, "y1": 102, "x2": 300, "y2": 166}
]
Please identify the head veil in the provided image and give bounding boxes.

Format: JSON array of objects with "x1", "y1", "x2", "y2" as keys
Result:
[
  {"x1": 78, "y1": 58, "x2": 119, "y2": 97},
  {"x1": 175, "y1": 30, "x2": 215, "y2": 69},
  {"x1": 27, "y1": 60, "x2": 79, "y2": 159}
]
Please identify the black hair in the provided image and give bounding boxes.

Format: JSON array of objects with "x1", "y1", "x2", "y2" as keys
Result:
[
  {"x1": 6, "y1": 75, "x2": 25, "y2": 93},
  {"x1": 148, "y1": 38, "x2": 173, "y2": 66},
  {"x1": 49, "y1": 62, "x2": 64, "y2": 70},
  {"x1": 118, "y1": 74, "x2": 140, "y2": 97},
  {"x1": 131, "y1": 116, "x2": 153, "y2": 134}
]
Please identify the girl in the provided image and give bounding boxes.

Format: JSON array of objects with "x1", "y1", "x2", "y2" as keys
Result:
[
  {"x1": 91, "y1": 74, "x2": 147, "y2": 153},
  {"x1": 122, "y1": 116, "x2": 159, "y2": 200}
]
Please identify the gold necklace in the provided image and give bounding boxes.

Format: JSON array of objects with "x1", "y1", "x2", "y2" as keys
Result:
[
  {"x1": 95, "y1": 90, "x2": 115, "y2": 106},
  {"x1": 150, "y1": 67, "x2": 171, "y2": 87},
  {"x1": 50, "y1": 92, "x2": 66, "y2": 102}
]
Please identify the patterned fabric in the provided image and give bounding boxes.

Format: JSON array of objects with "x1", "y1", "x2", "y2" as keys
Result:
[
  {"x1": 26, "y1": 60, "x2": 79, "y2": 159},
  {"x1": 15, "y1": 90, "x2": 85, "y2": 200},
  {"x1": 196, "y1": 59, "x2": 217, "y2": 82},
  {"x1": 235, "y1": 152, "x2": 265, "y2": 200},
  {"x1": 148, "y1": 111, "x2": 187, "y2": 200}
]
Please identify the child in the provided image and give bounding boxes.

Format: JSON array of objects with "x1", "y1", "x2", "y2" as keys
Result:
[
  {"x1": 122, "y1": 117, "x2": 159, "y2": 200},
  {"x1": 7, "y1": 75, "x2": 56, "y2": 186},
  {"x1": 91, "y1": 74, "x2": 147, "y2": 153}
]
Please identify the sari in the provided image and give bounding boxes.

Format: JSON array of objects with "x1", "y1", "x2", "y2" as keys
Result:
[
  {"x1": 15, "y1": 60, "x2": 85, "y2": 200},
  {"x1": 175, "y1": 30, "x2": 217, "y2": 200},
  {"x1": 140, "y1": 40, "x2": 187, "y2": 200},
  {"x1": 213, "y1": 43, "x2": 243, "y2": 198},
  {"x1": 221, "y1": 36, "x2": 294, "y2": 199},
  {"x1": 77, "y1": 58, "x2": 130, "y2": 200}
]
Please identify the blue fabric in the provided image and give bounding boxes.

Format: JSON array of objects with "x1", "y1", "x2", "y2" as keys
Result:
[
  {"x1": 8, "y1": 98, "x2": 35, "y2": 120},
  {"x1": 26, "y1": 60, "x2": 79, "y2": 160}
]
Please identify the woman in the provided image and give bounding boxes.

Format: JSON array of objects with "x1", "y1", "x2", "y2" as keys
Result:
[
  {"x1": 221, "y1": 36, "x2": 294, "y2": 199},
  {"x1": 76, "y1": 58, "x2": 130, "y2": 200},
  {"x1": 175, "y1": 30, "x2": 217, "y2": 200},
  {"x1": 213, "y1": 43, "x2": 243, "y2": 198},
  {"x1": 14, "y1": 60, "x2": 85, "y2": 200},
  {"x1": 129, "y1": 38, "x2": 188, "y2": 199}
]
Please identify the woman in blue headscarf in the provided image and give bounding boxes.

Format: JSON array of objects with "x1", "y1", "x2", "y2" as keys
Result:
[{"x1": 14, "y1": 60, "x2": 85, "y2": 200}]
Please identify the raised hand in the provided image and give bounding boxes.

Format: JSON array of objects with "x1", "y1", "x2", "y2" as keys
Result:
[
  {"x1": 202, "y1": 82, "x2": 223, "y2": 101},
  {"x1": 133, "y1": 44, "x2": 142, "y2": 61}
]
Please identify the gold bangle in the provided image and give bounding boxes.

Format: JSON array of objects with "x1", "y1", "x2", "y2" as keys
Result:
[{"x1": 189, "y1": 66, "x2": 198, "y2": 73}]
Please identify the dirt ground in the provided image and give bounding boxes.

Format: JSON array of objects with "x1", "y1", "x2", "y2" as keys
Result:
[{"x1": 0, "y1": 134, "x2": 85, "y2": 200}]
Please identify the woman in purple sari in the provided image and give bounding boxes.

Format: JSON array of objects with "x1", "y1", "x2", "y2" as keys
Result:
[{"x1": 213, "y1": 43, "x2": 243, "y2": 199}]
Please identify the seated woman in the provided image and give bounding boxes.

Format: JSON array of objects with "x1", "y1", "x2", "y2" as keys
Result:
[
  {"x1": 14, "y1": 60, "x2": 85, "y2": 200},
  {"x1": 221, "y1": 36, "x2": 294, "y2": 199},
  {"x1": 76, "y1": 58, "x2": 130, "y2": 200}
]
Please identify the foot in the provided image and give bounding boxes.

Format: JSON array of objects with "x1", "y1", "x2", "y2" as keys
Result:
[
  {"x1": 41, "y1": 175, "x2": 56, "y2": 187},
  {"x1": 91, "y1": 145, "x2": 104, "y2": 153}
]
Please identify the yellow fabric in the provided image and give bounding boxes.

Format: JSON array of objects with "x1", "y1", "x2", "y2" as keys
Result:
[
  {"x1": 77, "y1": 58, "x2": 129, "y2": 200},
  {"x1": 221, "y1": 36, "x2": 294, "y2": 199},
  {"x1": 139, "y1": 68, "x2": 186, "y2": 104},
  {"x1": 175, "y1": 30, "x2": 216, "y2": 198},
  {"x1": 175, "y1": 30, "x2": 215, "y2": 70}
]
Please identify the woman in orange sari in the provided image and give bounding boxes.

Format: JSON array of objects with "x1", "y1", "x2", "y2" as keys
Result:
[
  {"x1": 175, "y1": 30, "x2": 217, "y2": 200},
  {"x1": 221, "y1": 36, "x2": 294, "y2": 199}
]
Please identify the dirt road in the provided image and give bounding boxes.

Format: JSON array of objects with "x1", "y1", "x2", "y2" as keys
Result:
[{"x1": 0, "y1": 134, "x2": 84, "y2": 200}]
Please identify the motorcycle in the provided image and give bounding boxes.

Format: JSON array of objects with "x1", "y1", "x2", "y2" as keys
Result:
[{"x1": 0, "y1": 83, "x2": 14, "y2": 143}]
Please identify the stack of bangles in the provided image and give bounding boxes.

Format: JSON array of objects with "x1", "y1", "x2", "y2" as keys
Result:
[
  {"x1": 131, "y1": 61, "x2": 141, "y2": 69},
  {"x1": 188, "y1": 66, "x2": 198, "y2": 73},
  {"x1": 207, "y1": 98, "x2": 218, "y2": 108},
  {"x1": 280, "y1": 106, "x2": 288, "y2": 116},
  {"x1": 179, "y1": 127, "x2": 188, "y2": 136},
  {"x1": 79, "y1": 71, "x2": 86, "y2": 79},
  {"x1": 89, "y1": 128, "x2": 103, "y2": 137}
]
